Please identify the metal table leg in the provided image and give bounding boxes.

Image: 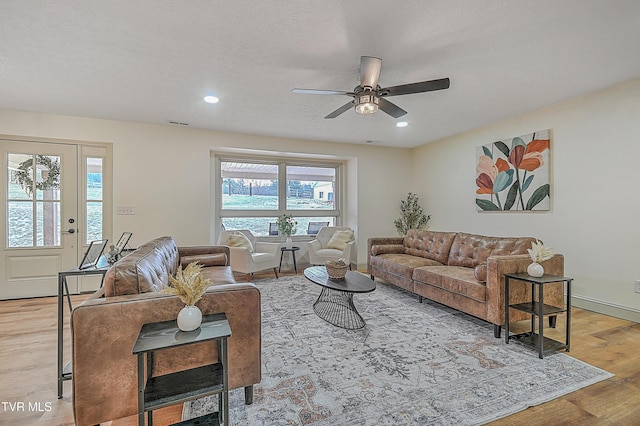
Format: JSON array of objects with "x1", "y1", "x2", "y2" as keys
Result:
[
  {"x1": 313, "y1": 287, "x2": 366, "y2": 329},
  {"x1": 57, "y1": 273, "x2": 64, "y2": 399}
]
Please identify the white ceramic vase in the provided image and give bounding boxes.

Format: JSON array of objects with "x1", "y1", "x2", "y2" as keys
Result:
[
  {"x1": 527, "y1": 262, "x2": 544, "y2": 278},
  {"x1": 177, "y1": 305, "x2": 202, "y2": 332},
  {"x1": 285, "y1": 236, "x2": 293, "y2": 249}
]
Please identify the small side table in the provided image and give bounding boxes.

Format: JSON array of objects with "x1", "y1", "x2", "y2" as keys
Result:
[
  {"x1": 57, "y1": 260, "x2": 110, "y2": 398},
  {"x1": 132, "y1": 313, "x2": 231, "y2": 426},
  {"x1": 504, "y1": 272, "x2": 572, "y2": 359},
  {"x1": 279, "y1": 246, "x2": 300, "y2": 274}
]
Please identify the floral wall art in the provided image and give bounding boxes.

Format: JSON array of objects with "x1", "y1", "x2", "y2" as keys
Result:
[{"x1": 475, "y1": 129, "x2": 551, "y2": 211}]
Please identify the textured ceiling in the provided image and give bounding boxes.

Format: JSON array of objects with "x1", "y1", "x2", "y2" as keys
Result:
[{"x1": 1, "y1": 1, "x2": 640, "y2": 148}]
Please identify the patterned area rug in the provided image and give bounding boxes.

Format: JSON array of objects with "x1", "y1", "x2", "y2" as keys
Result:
[{"x1": 183, "y1": 274, "x2": 612, "y2": 425}]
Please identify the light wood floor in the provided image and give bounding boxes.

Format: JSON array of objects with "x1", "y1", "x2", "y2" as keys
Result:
[{"x1": 1, "y1": 268, "x2": 639, "y2": 425}]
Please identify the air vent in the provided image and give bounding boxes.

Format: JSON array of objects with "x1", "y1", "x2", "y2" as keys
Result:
[{"x1": 168, "y1": 121, "x2": 189, "y2": 126}]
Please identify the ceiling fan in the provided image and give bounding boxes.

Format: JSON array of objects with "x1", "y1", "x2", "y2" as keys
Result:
[{"x1": 293, "y1": 56, "x2": 450, "y2": 119}]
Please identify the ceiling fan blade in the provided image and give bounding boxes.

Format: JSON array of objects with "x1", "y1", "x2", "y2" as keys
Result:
[
  {"x1": 378, "y1": 97, "x2": 407, "y2": 118},
  {"x1": 360, "y1": 56, "x2": 382, "y2": 88},
  {"x1": 381, "y1": 77, "x2": 450, "y2": 97},
  {"x1": 292, "y1": 88, "x2": 350, "y2": 95},
  {"x1": 324, "y1": 101, "x2": 354, "y2": 119}
]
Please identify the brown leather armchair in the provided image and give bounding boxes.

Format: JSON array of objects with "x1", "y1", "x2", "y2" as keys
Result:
[{"x1": 70, "y1": 237, "x2": 261, "y2": 425}]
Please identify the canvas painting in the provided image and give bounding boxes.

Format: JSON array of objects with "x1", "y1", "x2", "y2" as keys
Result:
[{"x1": 475, "y1": 129, "x2": 551, "y2": 211}]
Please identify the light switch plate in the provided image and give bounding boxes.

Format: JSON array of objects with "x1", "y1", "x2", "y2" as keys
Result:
[{"x1": 116, "y1": 206, "x2": 135, "y2": 215}]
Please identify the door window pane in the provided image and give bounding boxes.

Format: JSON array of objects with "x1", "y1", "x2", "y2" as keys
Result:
[
  {"x1": 86, "y1": 202, "x2": 103, "y2": 242},
  {"x1": 7, "y1": 153, "x2": 32, "y2": 200},
  {"x1": 37, "y1": 201, "x2": 61, "y2": 246},
  {"x1": 7, "y1": 153, "x2": 61, "y2": 247},
  {"x1": 35, "y1": 156, "x2": 61, "y2": 201},
  {"x1": 7, "y1": 201, "x2": 33, "y2": 247},
  {"x1": 85, "y1": 157, "x2": 103, "y2": 244}
]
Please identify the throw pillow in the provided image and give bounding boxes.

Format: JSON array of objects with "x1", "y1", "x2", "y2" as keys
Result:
[
  {"x1": 180, "y1": 253, "x2": 227, "y2": 267},
  {"x1": 474, "y1": 264, "x2": 487, "y2": 282},
  {"x1": 326, "y1": 229, "x2": 354, "y2": 250},
  {"x1": 371, "y1": 244, "x2": 406, "y2": 256},
  {"x1": 228, "y1": 232, "x2": 254, "y2": 252}
]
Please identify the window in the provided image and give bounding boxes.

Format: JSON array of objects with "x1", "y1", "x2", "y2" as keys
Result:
[
  {"x1": 218, "y1": 158, "x2": 341, "y2": 236},
  {"x1": 6, "y1": 153, "x2": 61, "y2": 247},
  {"x1": 85, "y1": 157, "x2": 103, "y2": 243}
]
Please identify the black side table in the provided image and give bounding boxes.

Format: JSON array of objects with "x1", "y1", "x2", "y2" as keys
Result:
[
  {"x1": 132, "y1": 313, "x2": 231, "y2": 426},
  {"x1": 279, "y1": 246, "x2": 300, "y2": 274},
  {"x1": 504, "y1": 272, "x2": 572, "y2": 359}
]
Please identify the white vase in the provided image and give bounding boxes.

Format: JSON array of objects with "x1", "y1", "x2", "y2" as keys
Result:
[
  {"x1": 285, "y1": 236, "x2": 292, "y2": 249},
  {"x1": 527, "y1": 262, "x2": 544, "y2": 278},
  {"x1": 177, "y1": 305, "x2": 202, "y2": 331}
]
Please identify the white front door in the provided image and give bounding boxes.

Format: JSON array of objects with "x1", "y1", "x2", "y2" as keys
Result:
[{"x1": 0, "y1": 140, "x2": 79, "y2": 299}]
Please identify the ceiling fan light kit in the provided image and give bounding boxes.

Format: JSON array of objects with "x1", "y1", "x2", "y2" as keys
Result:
[
  {"x1": 354, "y1": 91, "x2": 379, "y2": 114},
  {"x1": 293, "y1": 56, "x2": 450, "y2": 119}
]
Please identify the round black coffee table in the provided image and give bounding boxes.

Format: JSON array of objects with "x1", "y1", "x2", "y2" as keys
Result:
[{"x1": 303, "y1": 266, "x2": 376, "y2": 329}]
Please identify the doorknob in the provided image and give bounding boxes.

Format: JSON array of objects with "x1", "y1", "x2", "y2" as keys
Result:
[{"x1": 67, "y1": 228, "x2": 75, "y2": 234}]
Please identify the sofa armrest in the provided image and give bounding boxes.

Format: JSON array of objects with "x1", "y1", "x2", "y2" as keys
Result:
[
  {"x1": 228, "y1": 246, "x2": 254, "y2": 271},
  {"x1": 254, "y1": 241, "x2": 282, "y2": 256},
  {"x1": 367, "y1": 237, "x2": 405, "y2": 274},
  {"x1": 307, "y1": 239, "x2": 321, "y2": 254},
  {"x1": 485, "y1": 254, "x2": 565, "y2": 326},
  {"x1": 71, "y1": 283, "x2": 261, "y2": 426},
  {"x1": 342, "y1": 240, "x2": 357, "y2": 268}
]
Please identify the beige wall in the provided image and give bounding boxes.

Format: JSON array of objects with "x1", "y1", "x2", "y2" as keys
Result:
[
  {"x1": 0, "y1": 109, "x2": 412, "y2": 264},
  {"x1": 412, "y1": 78, "x2": 640, "y2": 321},
  {"x1": 2, "y1": 78, "x2": 638, "y2": 321}
]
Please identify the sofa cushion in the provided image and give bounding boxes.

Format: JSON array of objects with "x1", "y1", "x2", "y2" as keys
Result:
[
  {"x1": 447, "y1": 233, "x2": 536, "y2": 268},
  {"x1": 104, "y1": 236, "x2": 179, "y2": 297},
  {"x1": 370, "y1": 253, "x2": 443, "y2": 279},
  {"x1": 327, "y1": 229, "x2": 354, "y2": 250},
  {"x1": 413, "y1": 265, "x2": 487, "y2": 303},
  {"x1": 403, "y1": 230, "x2": 458, "y2": 264},
  {"x1": 228, "y1": 231, "x2": 254, "y2": 252},
  {"x1": 200, "y1": 266, "x2": 237, "y2": 284},
  {"x1": 316, "y1": 248, "x2": 345, "y2": 259},
  {"x1": 180, "y1": 253, "x2": 227, "y2": 268}
]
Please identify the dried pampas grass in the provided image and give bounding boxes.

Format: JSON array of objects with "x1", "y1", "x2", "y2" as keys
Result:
[{"x1": 163, "y1": 262, "x2": 211, "y2": 306}]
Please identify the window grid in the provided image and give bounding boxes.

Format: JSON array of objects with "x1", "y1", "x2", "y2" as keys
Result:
[{"x1": 217, "y1": 157, "x2": 342, "y2": 236}]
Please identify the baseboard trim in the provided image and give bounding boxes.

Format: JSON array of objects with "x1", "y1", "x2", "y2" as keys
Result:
[{"x1": 572, "y1": 295, "x2": 640, "y2": 323}]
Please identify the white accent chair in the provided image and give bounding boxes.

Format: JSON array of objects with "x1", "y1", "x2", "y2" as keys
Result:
[
  {"x1": 218, "y1": 229, "x2": 282, "y2": 281},
  {"x1": 307, "y1": 226, "x2": 357, "y2": 268}
]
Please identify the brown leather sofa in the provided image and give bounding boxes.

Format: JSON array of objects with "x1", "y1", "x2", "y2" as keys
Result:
[
  {"x1": 71, "y1": 236, "x2": 261, "y2": 426},
  {"x1": 368, "y1": 230, "x2": 564, "y2": 338}
]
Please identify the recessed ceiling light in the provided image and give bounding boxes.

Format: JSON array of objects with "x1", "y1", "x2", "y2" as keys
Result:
[
  {"x1": 396, "y1": 121, "x2": 408, "y2": 128},
  {"x1": 204, "y1": 95, "x2": 219, "y2": 104}
]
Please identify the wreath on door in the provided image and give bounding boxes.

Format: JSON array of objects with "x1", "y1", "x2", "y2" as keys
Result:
[{"x1": 14, "y1": 155, "x2": 61, "y2": 196}]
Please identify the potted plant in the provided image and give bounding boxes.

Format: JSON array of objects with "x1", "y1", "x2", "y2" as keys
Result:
[
  {"x1": 276, "y1": 214, "x2": 298, "y2": 248},
  {"x1": 394, "y1": 192, "x2": 431, "y2": 235},
  {"x1": 163, "y1": 262, "x2": 211, "y2": 331},
  {"x1": 526, "y1": 240, "x2": 555, "y2": 277}
]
